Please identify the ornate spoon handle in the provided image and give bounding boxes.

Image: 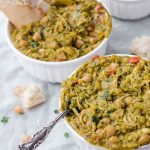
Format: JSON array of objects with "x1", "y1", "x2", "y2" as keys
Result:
[{"x1": 18, "y1": 109, "x2": 70, "y2": 150}]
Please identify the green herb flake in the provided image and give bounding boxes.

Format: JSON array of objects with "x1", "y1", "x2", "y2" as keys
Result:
[
  {"x1": 30, "y1": 41, "x2": 39, "y2": 48},
  {"x1": 40, "y1": 27, "x2": 45, "y2": 39},
  {"x1": 107, "y1": 108, "x2": 116, "y2": 114},
  {"x1": 1, "y1": 116, "x2": 9, "y2": 124},
  {"x1": 102, "y1": 90, "x2": 109, "y2": 100},
  {"x1": 64, "y1": 132, "x2": 69, "y2": 138},
  {"x1": 54, "y1": 109, "x2": 59, "y2": 114},
  {"x1": 92, "y1": 116, "x2": 100, "y2": 125}
]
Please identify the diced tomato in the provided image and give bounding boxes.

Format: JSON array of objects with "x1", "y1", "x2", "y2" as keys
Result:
[
  {"x1": 88, "y1": 23, "x2": 96, "y2": 32},
  {"x1": 94, "y1": 136, "x2": 100, "y2": 143},
  {"x1": 97, "y1": 14, "x2": 106, "y2": 24},
  {"x1": 92, "y1": 55, "x2": 100, "y2": 61},
  {"x1": 91, "y1": 23, "x2": 95, "y2": 30},
  {"x1": 108, "y1": 69, "x2": 116, "y2": 76},
  {"x1": 73, "y1": 80, "x2": 78, "y2": 84},
  {"x1": 129, "y1": 57, "x2": 140, "y2": 64},
  {"x1": 108, "y1": 63, "x2": 119, "y2": 76},
  {"x1": 95, "y1": 5, "x2": 104, "y2": 13}
]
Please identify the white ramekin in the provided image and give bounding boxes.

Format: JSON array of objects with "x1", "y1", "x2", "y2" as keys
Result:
[
  {"x1": 5, "y1": 2, "x2": 112, "y2": 83},
  {"x1": 99, "y1": 0, "x2": 150, "y2": 20},
  {"x1": 60, "y1": 54, "x2": 150, "y2": 150}
]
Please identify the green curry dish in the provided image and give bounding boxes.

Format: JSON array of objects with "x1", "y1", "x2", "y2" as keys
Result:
[
  {"x1": 11, "y1": 0, "x2": 112, "y2": 62},
  {"x1": 60, "y1": 55, "x2": 150, "y2": 150}
]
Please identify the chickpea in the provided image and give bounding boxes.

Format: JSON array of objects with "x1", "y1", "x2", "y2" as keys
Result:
[
  {"x1": 101, "y1": 118, "x2": 111, "y2": 125},
  {"x1": 82, "y1": 73, "x2": 93, "y2": 83},
  {"x1": 19, "y1": 40, "x2": 28, "y2": 47},
  {"x1": 96, "y1": 129, "x2": 104, "y2": 139},
  {"x1": 56, "y1": 51, "x2": 67, "y2": 61},
  {"x1": 39, "y1": 49, "x2": 45, "y2": 53},
  {"x1": 145, "y1": 90, "x2": 150, "y2": 97},
  {"x1": 111, "y1": 144, "x2": 121, "y2": 150},
  {"x1": 107, "y1": 136, "x2": 120, "y2": 146},
  {"x1": 89, "y1": 32, "x2": 96, "y2": 37},
  {"x1": 105, "y1": 125, "x2": 116, "y2": 138},
  {"x1": 22, "y1": 135, "x2": 31, "y2": 144},
  {"x1": 114, "y1": 98, "x2": 125, "y2": 108},
  {"x1": 40, "y1": 16, "x2": 48, "y2": 25},
  {"x1": 14, "y1": 86, "x2": 23, "y2": 97},
  {"x1": 86, "y1": 120, "x2": 92, "y2": 127},
  {"x1": 107, "y1": 136, "x2": 121, "y2": 150},
  {"x1": 14, "y1": 106, "x2": 24, "y2": 115},
  {"x1": 125, "y1": 96, "x2": 133, "y2": 105},
  {"x1": 49, "y1": 41, "x2": 58, "y2": 49},
  {"x1": 75, "y1": 39, "x2": 84, "y2": 49},
  {"x1": 33, "y1": 32, "x2": 41, "y2": 41},
  {"x1": 138, "y1": 134, "x2": 150, "y2": 146},
  {"x1": 89, "y1": 37, "x2": 96, "y2": 44}
]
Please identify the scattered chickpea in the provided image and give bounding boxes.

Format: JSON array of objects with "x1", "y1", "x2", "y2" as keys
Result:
[
  {"x1": 33, "y1": 32, "x2": 41, "y2": 41},
  {"x1": 138, "y1": 134, "x2": 150, "y2": 146},
  {"x1": 82, "y1": 73, "x2": 93, "y2": 83},
  {"x1": 75, "y1": 39, "x2": 84, "y2": 49},
  {"x1": 19, "y1": 40, "x2": 28, "y2": 47},
  {"x1": 14, "y1": 106, "x2": 24, "y2": 115},
  {"x1": 22, "y1": 135, "x2": 31, "y2": 144},
  {"x1": 114, "y1": 98, "x2": 125, "y2": 108},
  {"x1": 14, "y1": 86, "x2": 23, "y2": 97},
  {"x1": 105, "y1": 125, "x2": 116, "y2": 138}
]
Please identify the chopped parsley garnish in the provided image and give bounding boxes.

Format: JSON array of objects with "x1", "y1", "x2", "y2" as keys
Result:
[
  {"x1": 1, "y1": 116, "x2": 9, "y2": 124},
  {"x1": 102, "y1": 90, "x2": 110, "y2": 100},
  {"x1": 64, "y1": 132, "x2": 69, "y2": 138},
  {"x1": 54, "y1": 109, "x2": 59, "y2": 114},
  {"x1": 66, "y1": 99, "x2": 71, "y2": 108},
  {"x1": 92, "y1": 116, "x2": 100, "y2": 125},
  {"x1": 30, "y1": 41, "x2": 39, "y2": 48},
  {"x1": 107, "y1": 108, "x2": 116, "y2": 114},
  {"x1": 40, "y1": 27, "x2": 45, "y2": 39}
]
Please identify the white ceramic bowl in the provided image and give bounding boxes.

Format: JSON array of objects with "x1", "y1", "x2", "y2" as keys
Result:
[
  {"x1": 60, "y1": 54, "x2": 150, "y2": 150},
  {"x1": 99, "y1": 0, "x2": 150, "y2": 20},
  {"x1": 5, "y1": 2, "x2": 112, "y2": 83}
]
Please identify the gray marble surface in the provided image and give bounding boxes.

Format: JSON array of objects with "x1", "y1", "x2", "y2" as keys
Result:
[{"x1": 0, "y1": 11, "x2": 150, "y2": 150}]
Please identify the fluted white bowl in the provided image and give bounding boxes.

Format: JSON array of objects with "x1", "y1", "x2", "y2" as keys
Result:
[
  {"x1": 61, "y1": 54, "x2": 150, "y2": 150},
  {"x1": 5, "y1": 1, "x2": 112, "y2": 83},
  {"x1": 99, "y1": 0, "x2": 150, "y2": 20}
]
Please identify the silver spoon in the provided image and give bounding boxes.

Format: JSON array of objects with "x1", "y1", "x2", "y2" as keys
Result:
[{"x1": 18, "y1": 109, "x2": 71, "y2": 150}]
